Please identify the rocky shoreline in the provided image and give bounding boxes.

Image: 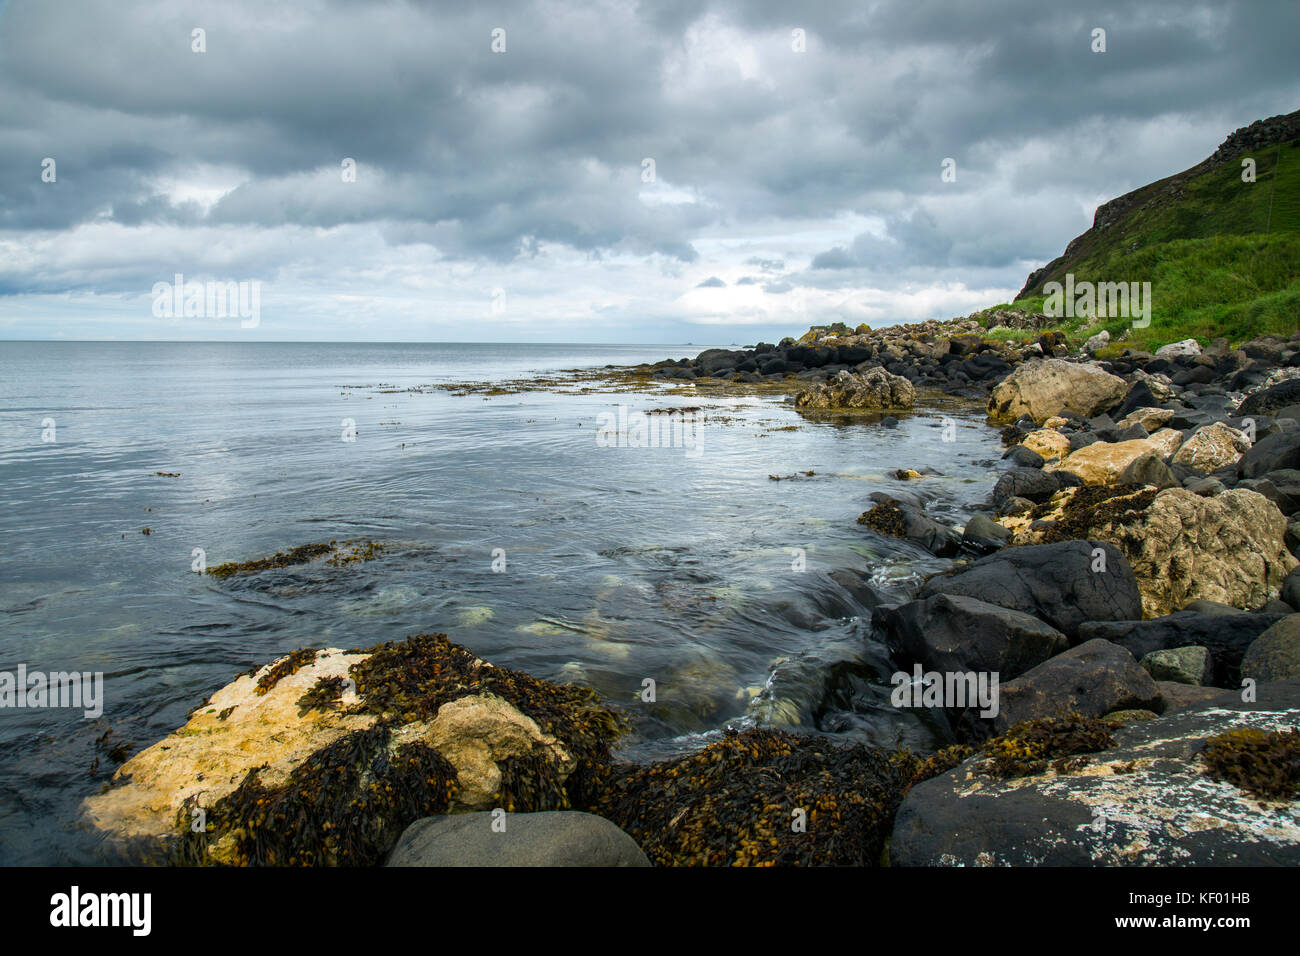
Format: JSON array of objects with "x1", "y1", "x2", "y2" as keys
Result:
[{"x1": 83, "y1": 318, "x2": 1300, "y2": 865}]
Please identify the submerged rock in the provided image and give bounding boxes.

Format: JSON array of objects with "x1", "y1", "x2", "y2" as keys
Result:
[
  {"x1": 82, "y1": 634, "x2": 627, "y2": 865},
  {"x1": 890, "y1": 681, "x2": 1300, "y2": 866}
]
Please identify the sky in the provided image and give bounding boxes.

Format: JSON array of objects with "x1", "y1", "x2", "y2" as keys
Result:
[{"x1": 1, "y1": 0, "x2": 1297, "y2": 343}]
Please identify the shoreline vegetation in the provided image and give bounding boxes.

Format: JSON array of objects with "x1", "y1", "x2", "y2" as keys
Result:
[{"x1": 85, "y1": 111, "x2": 1300, "y2": 866}]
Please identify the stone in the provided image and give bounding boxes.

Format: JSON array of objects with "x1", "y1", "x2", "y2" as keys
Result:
[
  {"x1": 857, "y1": 500, "x2": 961, "y2": 557},
  {"x1": 1116, "y1": 453, "x2": 1178, "y2": 490},
  {"x1": 873, "y1": 593, "x2": 1069, "y2": 681},
  {"x1": 987, "y1": 359, "x2": 1128, "y2": 423},
  {"x1": 1021, "y1": 428, "x2": 1072, "y2": 461},
  {"x1": 1154, "y1": 338, "x2": 1202, "y2": 360},
  {"x1": 1171, "y1": 422, "x2": 1250, "y2": 471},
  {"x1": 992, "y1": 639, "x2": 1160, "y2": 732},
  {"x1": 385, "y1": 811, "x2": 650, "y2": 867},
  {"x1": 1284, "y1": 566, "x2": 1300, "y2": 610},
  {"x1": 1241, "y1": 615, "x2": 1300, "y2": 681},
  {"x1": 1140, "y1": 646, "x2": 1212, "y2": 685},
  {"x1": 962, "y1": 512, "x2": 1012, "y2": 552},
  {"x1": 991, "y1": 467, "x2": 1060, "y2": 506},
  {"x1": 1239, "y1": 432, "x2": 1300, "y2": 478},
  {"x1": 917, "y1": 540, "x2": 1143, "y2": 640},
  {"x1": 890, "y1": 681, "x2": 1300, "y2": 865},
  {"x1": 1156, "y1": 681, "x2": 1223, "y2": 713},
  {"x1": 1117, "y1": 406, "x2": 1175, "y2": 432},
  {"x1": 794, "y1": 368, "x2": 916, "y2": 410},
  {"x1": 1084, "y1": 330, "x2": 1110, "y2": 354},
  {"x1": 1048, "y1": 431, "x2": 1183, "y2": 485},
  {"x1": 1079, "y1": 611, "x2": 1289, "y2": 687}
]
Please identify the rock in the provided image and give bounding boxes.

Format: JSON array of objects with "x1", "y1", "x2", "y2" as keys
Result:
[
  {"x1": 1016, "y1": 486, "x2": 1298, "y2": 616},
  {"x1": 996, "y1": 495, "x2": 1035, "y2": 517},
  {"x1": 1003, "y1": 444, "x2": 1046, "y2": 468},
  {"x1": 918, "y1": 540, "x2": 1142, "y2": 640},
  {"x1": 1116, "y1": 454, "x2": 1178, "y2": 489},
  {"x1": 1140, "y1": 646, "x2": 1213, "y2": 685},
  {"x1": 1240, "y1": 380, "x2": 1300, "y2": 417},
  {"x1": 991, "y1": 467, "x2": 1060, "y2": 506},
  {"x1": 1079, "y1": 611, "x2": 1289, "y2": 687},
  {"x1": 1242, "y1": 615, "x2": 1300, "y2": 681},
  {"x1": 794, "y1": 368, "x2": 916, "y2": 410},
  {"x1": 1154, "y1": 338, "x2": 1202, "y2": 360},
  {"x1": 1047, "y1": 432, "x2": 1183, "y2": 485},
  {"x1": 80, "y1": 635, "x2": 626, "y2": 865},
  {"x1": 857, "y1": 501, "x2": 961, "y2": 557},
  {"x1": 890, "y1": 682, "x2": 1300, "y2": 865},
  {"x1": 1021, "y1": 428, "x2": 1072, "y2": 461},
  {"x1": 962, "y1": 513, "x2": 1012, "y2": 552},
  {"x1": 1156, "y1": 681, "x2": 1224, "y2": 713},
  {"x1": 1171, "y1": 422, "x2": 1250, "y2": 471},
  {"x1": 385, "y1": 811, "x2": 650, "y2": 867},
  {"x1": 1084, "y1": 330, "x2": 1110, "y2": 354},
  {"x1": 1186, "y1": 476, "x2": 1226, "y2": 497},
  {"x1": 987, "y1": 359, "x2": 1128, "y2": 424},
  {"x1": 1105, "y1": 709, "x2": 1159, "y2": 725},
  {"x1": 992, "y1": 639, "x2": 1160, "y2": 732},
  {"x1": 874, "y1": 593, "x2": 1069, "y2": 681},
  {"x1": 1239, "y1": 432, "x2": 1300, "y2": 478},
  {"x1": 1117, "y1": 406, "x2": 1175, "y2": 432},
  {"x1": 1284, "y1": 566, "x2": 1300, "y2": 610}
]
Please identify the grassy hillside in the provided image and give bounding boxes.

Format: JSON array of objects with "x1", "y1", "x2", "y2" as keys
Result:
[{"x1": 981, "y1": 114, "x2": 1300, "y2": 352}]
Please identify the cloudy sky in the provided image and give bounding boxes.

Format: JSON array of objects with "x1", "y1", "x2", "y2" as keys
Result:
[{"x1": 1, "y1": 0, "x2": 1297, "y2": 343}]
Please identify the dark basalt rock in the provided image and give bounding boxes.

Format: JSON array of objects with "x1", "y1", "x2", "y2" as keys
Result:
[
  {"x1": 1077, "y1": 611, "x2": 1290, "y2": 687},
  {"x1": 918, "y1": 540, "x2": 1143, "y2": 640},
  {"x1": 991, "y1": 467, "x2": 1059, "y2": 506},
  {"x1": 890, "y1": 680, "x2": 1300, "y2": 866},
  {"x1": 1239, "y1": 432, "x2": 1300, "y2": 478}
]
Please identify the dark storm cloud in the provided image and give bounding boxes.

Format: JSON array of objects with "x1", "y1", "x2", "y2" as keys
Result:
[{"x1": 0, "y1": 0, "x2": 1297, "y2": 331}]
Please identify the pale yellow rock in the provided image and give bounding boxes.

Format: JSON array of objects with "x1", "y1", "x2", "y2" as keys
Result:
[
  {"x1": 1117, "y1": 407, "x2": 1174, "y2": 432},
  {"x1": 1021, "y1": 429, "x2": 1071, "y2": 461},
  {"x1": 1043, "y1": 416, "x2": 1069, "y2": 429},
  {"x1": 82, "y1": 648, "x2": 373, "y2": 843},
  {"x1": 1171, "y1": 423, "x2": 1250, "y2": 471},
  {"x1": 1049, "y1": 438, "x2": 1169, "y2": 485},
  {"x1": 987, "y1": 359, "x2": 1128, "y2": 423},
  {"x1": 1147, "y1": 427, "x2": 1184, "y2": 457}
]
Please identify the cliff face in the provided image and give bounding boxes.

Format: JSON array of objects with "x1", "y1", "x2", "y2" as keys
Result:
[{"x1": 1018, "y1": 109, "x2": 1300, "y2": 300}]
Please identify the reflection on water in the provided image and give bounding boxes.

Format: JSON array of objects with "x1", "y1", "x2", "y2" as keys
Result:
[{"x1": 0, "y1": 342, "x2": 1002, "y2": 864}]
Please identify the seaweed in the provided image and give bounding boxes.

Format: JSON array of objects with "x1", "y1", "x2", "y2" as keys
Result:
[
  {"x1": 586, "y1": 728, "x2": 921, "y2": 867},
  {"x1": 295, "y1": 675, "x2": 349, "y2": 717},
  {"x1": 978, "y1": 713, "x2": 1117, "y2": 778},
  {"x1": 206, "y1": 543, "x2": 334, "y2": 579},
  {"x1": 857, "y1": 501, "x2": 908, "y2": 539},
  {"x1": 1201, "y1": 727, "x2": 1300, "y2": 800},
  {"x1": 1027, "y1": 485, "x2": 1158, "y2": 544},
  {"x1": 255, "y1": 648, "x2": 319, "y2": 696}
]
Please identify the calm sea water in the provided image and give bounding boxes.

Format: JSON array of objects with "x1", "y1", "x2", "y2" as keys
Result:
[{"x1": 0, "y1": 341, "x2": 1003, "y2": 865}]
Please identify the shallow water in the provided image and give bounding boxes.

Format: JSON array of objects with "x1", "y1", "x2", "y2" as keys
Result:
[{"x1": 0, "y1": 341, "x2": 1003, "y2": 864}]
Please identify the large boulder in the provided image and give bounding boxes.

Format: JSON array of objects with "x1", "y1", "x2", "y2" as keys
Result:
[
  {"x1": 385, "y1": 811, "x2": 650, "y2": 867},
  {"x1": 857, "y1": 500, "x2": 960, "y2": 557},
  {"x1": 917, "y1": 540, "x2": 1143, "y2": 640},
  {"x1": 80, "y1": 635, "x2": 626, "y2": 865},
  {"x1": 1078, "y1": 610, "x2": 1289, "y2": 687},
  {"x1": 992, "y1": 639, "x2": 1160, "y2": 732},
  {"x1": 873, "y1": 593, "x2": 1069, "y2": 680},
  {"x1": 890, "y1": 681, "x2": 1300, "y2": 865},
  {"x1": 1154, "y1": 338, "x2": 1202, "y2": 360},
  {"x1": 1007, "y1": 486, "x2": 1298, "y2": 616},
  {"x1": 1021, "y1": 428, "x2": 1072, "y2": 461},
  {"x1": 794, "y1": 368, "x2": 916, "y2": 410},
  {"x1": 1238, "y1": 378, "x2": 1300, "y2": 418},
  {"x1": 987, "y1": 359, "x2": 1127, "y2": 423},
  {"x1": 1239, "y1": 431, "x2": 1300, "y2": 478}
]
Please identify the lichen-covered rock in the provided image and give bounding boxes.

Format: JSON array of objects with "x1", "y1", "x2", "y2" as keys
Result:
[
  {"x1": 1140, "y1": 646, "x2": 1212, "y2": 686},
  {"x1": 987, "y1": 359, "x2": 1127, "y2": 423},
  {"x1": 81, "y1": 634, "x2": 627, "y2": 865},
  {"x1": 890, "y1": 681, "x2": 1300, "y2": 865},
  {"x1": 1155, "y1": 338, "x2": 1202, "y2": 360},
  {"x1": 794, "y1": 368, "x2": 916, "y2": 410},
  {"x1": 1117, "y1": 407, "x2": 1174, "y2": 433},
  {"x1": 1008, "y1": 486, "x2": 1298, "y2": 616},
  {"x1": 1171, "y1": 422, "x2": 1251, "y2": 471}
]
